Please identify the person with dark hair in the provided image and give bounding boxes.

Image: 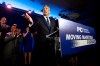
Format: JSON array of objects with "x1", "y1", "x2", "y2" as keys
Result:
[
  {"x1": 0, "y1": 17, "x2": 10, "y2": 46},
  {"x1": 0, "y1": 17, "x2": 10, "y2": 65},
  {"x1": 23, "y1": 26, "x2": 33, "y2": 65},
  {"x1": 0, "y1": 17, "x2": 9, "y2": 46},
  {"x1": 22, "y1": 5, "x2": 58, "y2": 66},
  {"x1": 2, "y1": 24, "x2": 22, "y2": 66}
]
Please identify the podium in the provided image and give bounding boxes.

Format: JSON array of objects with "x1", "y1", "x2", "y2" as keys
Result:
[
  {"x1": 58, "y1": 18, "x2": 96, "y2": 57},
  {"x1": 46, "y1": 18, "x2": 96, "y2": 60},
  {"x1": 46, "y1": 29, "x2": 62, "y2": 65},
  {"x1": 46, "y1": 28, "x2": 61, "y2": 53}
]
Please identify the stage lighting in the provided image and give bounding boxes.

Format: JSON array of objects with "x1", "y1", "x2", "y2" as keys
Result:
[{"x1": 6, "y1": 4, "x2": 12, "y2": 9}]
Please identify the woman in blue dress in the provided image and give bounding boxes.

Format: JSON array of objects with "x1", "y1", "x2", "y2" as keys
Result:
[{"x1": 23, "y1": 26, "x2": 33, "y2": 65}]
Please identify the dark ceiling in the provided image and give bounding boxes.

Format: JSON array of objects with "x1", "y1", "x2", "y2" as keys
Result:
[
  {"x1": 31, "y1": 0, "x2": 98, "y2": 23},
  {"x1": 30, "y1": 0, "x2": 98, "y2": 11},
  {"x1": 38, "y1": 0, "x2": 98, "y2": 28}
]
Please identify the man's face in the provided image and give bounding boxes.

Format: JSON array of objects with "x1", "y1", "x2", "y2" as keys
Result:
[
  {"x1": 11, "y1": 25, "x2": 17, "y2": 32},
  {"x1": 18, "y1": 29, "x2": 21, "y2": 33},
  {"x1": 43, "y1": 6, "x2": 50, "y2": 16},
  {"x1": 0, "y1": 17, "x2": 7, "y2": 24}
]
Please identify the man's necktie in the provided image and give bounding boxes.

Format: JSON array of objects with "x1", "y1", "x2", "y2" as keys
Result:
[{"x1": 46, "y1": 17, "x2": 51, "y2": 28}]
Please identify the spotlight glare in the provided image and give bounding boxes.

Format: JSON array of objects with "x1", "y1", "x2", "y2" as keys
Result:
[{"x1": 7, "y1": 4, "x2": 12, "y2": 9}]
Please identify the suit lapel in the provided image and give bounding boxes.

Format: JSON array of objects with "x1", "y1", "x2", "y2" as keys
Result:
[{"x1": 41, "y1": 16, "x2": 50, "y2": 30}]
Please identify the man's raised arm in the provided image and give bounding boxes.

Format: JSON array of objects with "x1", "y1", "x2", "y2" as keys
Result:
[{"x1": 22, "y1": 13, "x2": 33, "y2": 27}]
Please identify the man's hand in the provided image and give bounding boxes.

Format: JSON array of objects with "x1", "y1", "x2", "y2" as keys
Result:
[
  {"x1": 2, "y1": 23, "x2": 9, "y2": 29},
  {"x1": 22, "y1": 13, "x2": 33, "y2": 24}
]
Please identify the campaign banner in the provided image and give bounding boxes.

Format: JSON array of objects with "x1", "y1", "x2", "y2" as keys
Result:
[{"x1": 58, "y1": 18, "x2": 96, "y2": 57}]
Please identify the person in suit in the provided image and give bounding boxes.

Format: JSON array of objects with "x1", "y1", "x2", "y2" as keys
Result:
[
  {"x1": 0, "y1": 17, "x2": 10, "y2": 47},
  {"x1": 0, "y1": 17, "x2": 10, "y2": 65},
  {"x1": 0, "y1": 17, "x2": 9, "y2": 38},
  {"x1": 0, "y1": 17, "x2": 9, "y2": 47},
  {"x1": 22, "y1": 5, "x2": 58, "y2": 66},
  {"x1": 2, "y1": 24, "x2": 22, "y2": 66}
]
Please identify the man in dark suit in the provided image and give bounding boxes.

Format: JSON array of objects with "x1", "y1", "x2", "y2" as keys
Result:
[
  {"x1": 0, "y1": 17, "x2": 10, "y2": 65},
  {"x1": 23, "y1": 5, "x2": 58, "y2": 66},
  {"x1": 2, "y1": 24, "x2": 22, "y2": 66},
  {"x1": 0, "y1": 17, "x2": 9, "y2": 47},
  {"x1": 0, "y1": 17, "x2": 9, "y2": 46}
]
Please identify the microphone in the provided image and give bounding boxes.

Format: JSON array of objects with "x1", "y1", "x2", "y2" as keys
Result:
[{"x1": 46, "y1": 29, "x2": 59, "y2": 38}]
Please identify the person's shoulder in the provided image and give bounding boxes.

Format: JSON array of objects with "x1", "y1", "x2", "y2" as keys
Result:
[
  {"x1": 35, "y1": 15, "x2": 44, "y2": 21},
  {"x1": 49, "y1": 16, "x2": 53, "y2": 18},
  {"x1": 49, "y1": 17, "x2": 56, "y2": 21}
]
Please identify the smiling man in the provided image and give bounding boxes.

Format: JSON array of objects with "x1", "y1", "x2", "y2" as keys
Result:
[{"x1": 23, "y1": 5, "x2": 58, "y2": 66}]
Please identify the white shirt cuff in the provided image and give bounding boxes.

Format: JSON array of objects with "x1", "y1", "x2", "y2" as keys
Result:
[
  {"x1": 28, "y1": 17, "x2": 33, "y2": 27},
  {"x1": 29, "y1": 23, "x2": 33, "y2": 27}
]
